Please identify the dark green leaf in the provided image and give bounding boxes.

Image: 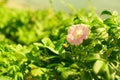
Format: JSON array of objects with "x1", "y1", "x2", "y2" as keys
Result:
[{"x1": 101, "y1": 10, "x2": 112, "y2": 15}]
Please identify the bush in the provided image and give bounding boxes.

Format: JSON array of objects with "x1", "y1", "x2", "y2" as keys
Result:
[{"x1": 0, "y1": 3, "x2": 120, "y2": 80}]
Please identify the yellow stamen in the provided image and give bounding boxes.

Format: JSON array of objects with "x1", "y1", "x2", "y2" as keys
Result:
[{"x1": 76, "y1": 30, "x2": 83, "y2": 38}]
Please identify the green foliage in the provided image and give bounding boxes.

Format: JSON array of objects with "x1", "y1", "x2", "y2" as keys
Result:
[{"x1": 0, "y1": 4, "x2": 120, "y2": 80}]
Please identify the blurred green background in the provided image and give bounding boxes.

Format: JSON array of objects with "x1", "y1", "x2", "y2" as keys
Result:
[{"x1": 6, "y1": 0, "x2": 120, "y2": 13}]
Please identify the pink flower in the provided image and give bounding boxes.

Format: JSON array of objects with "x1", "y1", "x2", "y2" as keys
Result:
[{"x1": 66, "y1": 24, "x2": 89, "y2": 46}]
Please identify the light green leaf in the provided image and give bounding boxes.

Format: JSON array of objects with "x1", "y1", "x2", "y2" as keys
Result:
[
  {"x1": 41, "y1": 37, "x2": 55, "y2": 48},
  {"x1": 31, "y1": 68, "x2": 47, "y2": 76},
  {"x1": 46, "y1": 46, "x2": 59, "y2": 54},
  {"x1": 41, "y1": 37, "x2": 59, "y2": 54},
  {"x1": 86, "y1": 54, "x2": 100, "y2": 61},
  {"x1": 0, "y1": 76, "x2": 12, "y2": 80},
  {"x1": 61, "y1": 69, "x2": 77, "y2": 79},
  {"x1": 93, "y1": 60, "x2": 105, "y2": 74},
  {"x1": 34, "y1": 43, "x2": 44, "y2": 48}
]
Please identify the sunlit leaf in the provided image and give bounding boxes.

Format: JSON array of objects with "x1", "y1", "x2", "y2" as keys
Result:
[
  {"x1": 0, "y1": 76, "x2": 12, "y2": 80},
  {"x1": 86, "y1": 54, "x2": 101, "y2": 61},
  {"x1": 41, "y1": 37, "x2": 59, "y2": 54},
  {"x1": 31, "y1": 68, "x2": 48, "y2": 76},
  {"x1": 41, "y1": 37, "x2": 55, "y2": 48},
  {"x1": 93, "y1": 60, "x2": 105, "y2": 74}
]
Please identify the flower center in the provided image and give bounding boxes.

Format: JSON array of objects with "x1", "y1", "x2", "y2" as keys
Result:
[{"x1": 76, "y1": 30, "x2": 83, "y2": 38}]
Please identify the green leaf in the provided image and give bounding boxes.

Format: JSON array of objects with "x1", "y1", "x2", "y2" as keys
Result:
[
  {"x1": 86, "y1": 54, "x2": 101, "y2": 61},
  {"x1": 93, "y1": 60, "x2": 105, "y2": 74},
  {"x1": 94, "y1": 44, "x2": 102, "y2": 52},
  {"x1": 31, "y1": 68, "x2": 47, "y2": 76},
  {"x1": 0, "y1": 76, "x2": 12, "y2": 80},
  {"x1": 41, "y1": 37, "x2": 59, "y2": 54},
  {"x1": 57, "y1": 66, "x2": 77, "y2": 79},
  {"x1": 62, "y1": 70, "x2": 76, "y2": 79},
  {"x1": 104, "y1": 18, "x2": 118, "y2": 27},
  {"x1": 101, "y1": 63, "x2": 110, "y2": 79},
  {"x1": 33, "y1": 43, "x2": 44, "y2": 48},
  {"x1": 34, "y1": 42, "x2": 59, "y2": 54},
  {"x1": 46, "y1": 46, "x2": 59, "y2": 54},
  {"x1": 41, "y1": 37, "x2": 55, "y2": 48},
  {"x1": 82, "y1": 39, "x2": 92, "y2": 46},
  {"x1": 14, "y1": 72, "x2": 23, "y2": 80},
  {"x1": 101, "y1": 10, "x2": 112, "y2": 15},
  {"x1": 8, "y1": 45, "x2": 27, "y2": 60},
  {"x1": 81, "y1": 70, "x2": 92, "y2": 80}
]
